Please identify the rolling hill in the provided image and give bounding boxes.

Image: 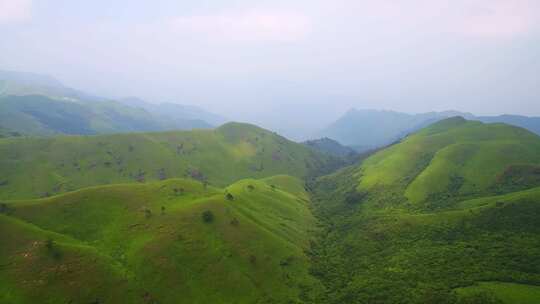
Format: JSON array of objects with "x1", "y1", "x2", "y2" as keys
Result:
[
  {"x1": 0, "y1": 122, "x2": 337, "y2": 200},
  {"x1": 0, "y1": 175, "x2": 324, "y2": 303},
  {"x1": 2, "y1": 116, "x2": 539, "y2": 304},
  {"x1": 309, "y1": 117, "x2": 540, "y2": 304}
]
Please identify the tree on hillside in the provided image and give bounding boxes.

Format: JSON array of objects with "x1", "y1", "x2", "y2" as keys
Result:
[
  {"x1": 0, "y1": 203, "x2": 12, "y2": 214},
  {"x1": 173, "y1": 187, "x2": 185, "y2": 196},
  {"x1": 45, "y1": 238, "x2": 62, "y2": 259},
  {"x1": 202, "y1": 210, "x2": 214, "y2": 223}
]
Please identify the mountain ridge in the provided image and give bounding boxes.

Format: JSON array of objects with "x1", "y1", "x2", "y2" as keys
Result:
[{"x1": 319, "y1": 108, "x2": 540, "y2": 151}]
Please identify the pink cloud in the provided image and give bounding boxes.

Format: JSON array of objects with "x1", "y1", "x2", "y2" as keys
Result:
[
  {"x1": 453, "y1": 0, "x2": 539, "y2": 38},
  {"x1": 0, "y1": 0, "x2": 32, "y2": 24},
  {"x1": 328, "y1": 0, "x2": 539, "y2": 39},
  {"x1": 168, "y1": 10, "x2": 312, "y2": 42}
]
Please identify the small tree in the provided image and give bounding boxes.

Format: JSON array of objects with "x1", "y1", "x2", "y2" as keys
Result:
[
  {"x1": 0, "y1": 203, "x2": 10, "y2": 214},
  {"x1": 247, "y1": 184, "x2": 255, "y2": 191},
  {"x1": 173, "y1": 188, "x2": 185, "y2": 196},
  {"x1": 230, "y1": 217, "x2": 239, "y2": 226},
  {"x1": 45, "y1": 238, "x2": 61, "y2": 259},
  {"x1": 270, "y1": 185, "x2": 276, "y2": 191},
  {"x1": 161, "y1": 206, "x2": 166, "y2": 215},
  {"x1": 144, "y1": 208, "x2": 152, "y2": 219},
  {"x1": 45, "y1": 238, "x2": 54, "y2": 250},
  {"x1": 226, "y1": 193, "x2": 234, "y2": 201},
  {"x1": 202, "y1": 210, "x2": 214, "y2": 223}
]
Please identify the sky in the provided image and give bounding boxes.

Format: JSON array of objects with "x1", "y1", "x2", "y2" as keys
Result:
[{"x1": 1, "y1": 0, "x2": 539, "y2": 134}]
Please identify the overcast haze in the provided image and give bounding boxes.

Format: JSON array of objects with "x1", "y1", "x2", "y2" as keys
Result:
[{"x1": 1, "y1": 0, "x2": 539, "y2": 130}]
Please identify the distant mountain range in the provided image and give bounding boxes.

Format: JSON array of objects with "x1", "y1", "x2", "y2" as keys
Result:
[
  {"x1": 302, "y1": 137, "x2": 357, "y2": 158},
  {"x1": 119, "y1": 97, "x2": 227, "y2": 127},
  {"x1": 319, "y1": 109, "x2": 540, "y2": 151},
  {"x1": 0, "y1": 70, "x2": 227, "y2": 136}
]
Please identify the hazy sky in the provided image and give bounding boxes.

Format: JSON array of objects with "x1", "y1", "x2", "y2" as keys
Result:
[{"x1": 1, "y1": 0, "x2": 539, "y2": 128}]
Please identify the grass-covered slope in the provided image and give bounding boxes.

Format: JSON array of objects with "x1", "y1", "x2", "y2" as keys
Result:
[
  {"x1": 308, "y1": 118, "x2": 540, "y2": 304},
  {"x1": 0, "y1": 215, "x2": 137, "y2": 304},
  {"x1": 356, "y1": 117, "x2": 540, "y2": 210},
  {"x1": 0, "y1": 122, "x2": 335, "y2": 200},
  {"x1": 1, "y1": 176, "x2": 323, "y2": 304}
]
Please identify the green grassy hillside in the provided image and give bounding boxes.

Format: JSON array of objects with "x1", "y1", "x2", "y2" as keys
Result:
[
  {"x1": 356, "y1": 117, "x2": 540, "y2": 210},
  {"x1": 0, "y1": 214, "x2": 138, "y2": 304},
  {"x1": 0, "y1": 122, "x2": 336, "y2": 200},
  {"x1": 308, "y1": 118, "x2": 540, "y2": 304},
  {"x1": 1, "y1": 176, "x2": 323, "y2": 303}
]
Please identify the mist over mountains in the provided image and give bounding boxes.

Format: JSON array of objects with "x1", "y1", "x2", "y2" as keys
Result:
[
  {"x1": 0, "y1": 70, "x2": 226, "y2": 136},
  {"x1": 318, "y1": 109, "x2": 540, "y2": 151},
  {"x1": 2, "y1": 68, "x2": 540, "y2": 155}
]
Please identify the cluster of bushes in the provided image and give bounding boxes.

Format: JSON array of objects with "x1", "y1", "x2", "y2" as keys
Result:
[{"x1": 306, "y1": 166, "x2": 540, "y2": 304}]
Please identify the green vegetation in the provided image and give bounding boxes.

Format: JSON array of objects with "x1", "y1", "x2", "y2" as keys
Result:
[
  {"x1": 0, "y1": 122, "x2": 337, "y2": 199},
  {"x1": 357, "y1": 117, "x2": 540, "y2": 210},
  {"x1": 456, "y1": 282, "x2": 540, "y2": 304},
  {"x1": 308, "y1": 118, "x2": 540, "y2": 304},
  {"x1": 2, "y1": 116, "x2": 540, "y2": 303},
  {"x1": 0, "y1": 176, "x2": 323, "y2": 303}
]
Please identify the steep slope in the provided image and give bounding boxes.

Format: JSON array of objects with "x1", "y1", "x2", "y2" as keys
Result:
[
  {"x1": 0, "y1": 122, "x2": 336, "y2": 200},
  {"x1": 0, "y1": 95, "x2": 212, "y2": 137},
  {"x1": 1, "y1": 176, "x2": 323, "y2": 304},
  {"x1": 357, "y1": 117, "x2": 540, "y2": 210},
  {"x1": 309, "y1": 118, "x2": 540, "y2": 304},
  {"x1": 0, "y1": 215, "x2": 137, "y2": 304}
]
